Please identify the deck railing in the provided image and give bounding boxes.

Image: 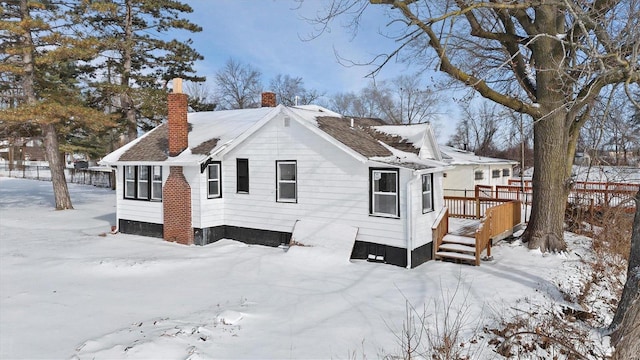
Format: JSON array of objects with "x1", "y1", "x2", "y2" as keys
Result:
[
  {"x1": 474, "y1": 200, "x2": 522, "y2": 266},
  {"x1": 431, "y1": 207, "x2": 449, "y2": 259},
  {"x1": 443, "y1": 196, "x2": 514, "y2": 219}
]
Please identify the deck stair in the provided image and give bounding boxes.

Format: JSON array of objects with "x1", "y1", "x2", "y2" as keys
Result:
[{"x1": 435, "y1": 234, "x2": 477, "y2": 265}]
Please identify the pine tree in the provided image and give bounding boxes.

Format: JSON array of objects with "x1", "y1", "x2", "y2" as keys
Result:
[
  {"x1": 81, "y1": 0, "x2": 204, "y2": 142},
  {"x1": 0, "y1": 0, "x2": 113, "y2": 210}
]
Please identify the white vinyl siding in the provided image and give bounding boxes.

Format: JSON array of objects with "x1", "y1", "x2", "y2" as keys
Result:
[{"x1": 370, "y1": 169, "x2": 399, "y2": 217}]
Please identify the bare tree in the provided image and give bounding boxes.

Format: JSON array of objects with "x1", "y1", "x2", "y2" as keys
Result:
[
  {"x1": 448, "y1": 102, "x2": 503, "y2": 156},
  {"x1": 375, "y1": 74, "x2": 441, "y2": 125},
  {"x1": 214, "y1": 58, "x2": 262, "y2": 109},
  {"x1": 269, "y1": 74, "x2": 323, "y2": 106},
  {"x1": 307, "y1": 0, "x2": 640, "y2": 251},
  {"x1": 184, "y1": 81, "x2": 216, "y2": 112}
]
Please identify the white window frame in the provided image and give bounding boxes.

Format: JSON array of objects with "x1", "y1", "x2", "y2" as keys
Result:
[
  {"x1": 370, "y1": 168, "x2": 399, "y2": 217},
  {"x1": 124, "y1": 166, "x2": 136, "y2": 199},
  {"x1": 474, "y1": 170, "x2": 484, "y2": 180},
  {"x1": 124, "y1": 165, "x2": 161, "y2": 201},
  {"x1": 422, "y1": 173, "x2": 433, "y2": 213},
  {"x1": 151, "y1": 166, "x2": 162, "y2": 200},
  {"x1": 276, "y1": 160, "x2": 297, "y2": 203},
  {"x1": 137, "y1": 166, "x2": 149, "y2": 199},
  {"x1": 502, "y1": 168, "x2": 510, "y2": 177},
  {"x1": 492, "y1": 169, "x2": 501, "y2": 178},
  {"x1": 207, "y1": 163, "x2": 221, "y2": 199}
]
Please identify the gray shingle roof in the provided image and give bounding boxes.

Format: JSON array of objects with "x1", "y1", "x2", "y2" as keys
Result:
[
  {"x1": 316, "y1": 116, "x2": 421, "y2": 158},
  {"x1": 119, "y1": 124, "x2": 168, "y2": 161}
]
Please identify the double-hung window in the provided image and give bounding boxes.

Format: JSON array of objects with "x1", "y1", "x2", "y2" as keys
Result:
[
  {"x1": 237, "y1": 158, "x2": 249, "y2": 193},
  {"x1": 124, "y1": 165, "x2": 162, "y2": 201},
  {"x1": 207, "y1": 163, "x2": 221, "y2": 198},
  {"x1": 370, "y1": 168, "x2": 399, "y2": 217},
  {"x1": 422, "y1": 173, "x2": 433, "y2": 213},
  {"x1": 276, "y1": 161, "x2": 297, "y2": 202}
]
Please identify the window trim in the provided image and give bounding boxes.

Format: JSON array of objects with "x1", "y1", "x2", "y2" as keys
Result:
[
  {"x1": 421, "y1": 173, "x2": 434, "y2": 214},
  {"x1": 150, "y1": 165, "x2": 163, "y2": 201},
  {"x1": 369, "y1": 167, "x2": 400, "y2": 218},
  {"x1": 207, "y1": 162, "x2": 222, "y2": 199},
  {"x1": 123, "y1": 165, "x2": 162, "y2": 201},
  {"x1": 124, "y1": 166, "x2": 136, "y2": 199},
  {"x1": 276, "y1": 160, "x2": 297, "y2": 203},
  {"x1": 236, "y1": 158, "x2": 249, "y2": 194}
]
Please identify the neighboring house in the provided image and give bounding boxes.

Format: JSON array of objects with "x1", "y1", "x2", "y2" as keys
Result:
[
  {"x1": 101, "y1": 87, "x2": 452, "y2": 268},
  {"x1": 439, "y1": 145, "x2": 518, "y2": 196},
  {"x1": 0, "y1": 137, "x2": 46, "y2": 164}
]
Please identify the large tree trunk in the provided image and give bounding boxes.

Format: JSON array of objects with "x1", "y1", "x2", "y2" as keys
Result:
[
  {"x1": 610, "y1": 191, "x2": 640, "y2": 357},
  {"x1": 521, "y1": 4, "x2": 568, "y2": 252},
  {"x1": 20, "y1": 0, "x2": 73, "y2": 210},
  {"x1": 42, "y1": 123, "x2": 73, "y2": 210}
]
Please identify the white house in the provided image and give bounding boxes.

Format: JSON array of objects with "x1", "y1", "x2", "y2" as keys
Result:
[
  {"x1": 101, "y1": 87, "x2": 452, "y2": 268},
  {"x1": 439, "y1": 145, "x2": 518, "y2": 196}
]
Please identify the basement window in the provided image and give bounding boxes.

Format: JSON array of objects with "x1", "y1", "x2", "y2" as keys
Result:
[
  {"x1": 207, "y1": 163, "x2": 222, "y2": 199},
  {"x1": 124, "y1": 165, "x2": 162, "y2": 201},
  {"x1": 370, "y1": 168, "x2": 399, "y2": 217}
]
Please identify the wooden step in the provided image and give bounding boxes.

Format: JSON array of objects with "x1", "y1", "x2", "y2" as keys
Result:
[
  {"x1": 438, "y1": 243, "x2": 476, "y2": 254},
  {"x1": 435, "y1": 251, "x2": 477, "y2": 263},
  {"x1": 442, "y1": 234, "x2": 475, "y2": 246}
]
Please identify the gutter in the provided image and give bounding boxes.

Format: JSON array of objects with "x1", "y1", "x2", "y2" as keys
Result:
[{"x1": 406, "y1": 174, "x2": 420, "y2": 269}]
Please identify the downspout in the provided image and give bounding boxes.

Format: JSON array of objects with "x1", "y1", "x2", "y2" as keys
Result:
[{"x1": 406, "y1": 174, "x2": 420, "y2": 269}]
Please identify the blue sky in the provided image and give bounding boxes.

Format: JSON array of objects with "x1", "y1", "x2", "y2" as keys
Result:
[{"x1": 175, "y1": 0, "x2": 459, "y2": 138}]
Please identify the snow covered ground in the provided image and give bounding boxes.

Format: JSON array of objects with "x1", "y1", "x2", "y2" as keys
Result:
[{"x1": 0, "y1": 178, "x2": 618, "y2": 359}]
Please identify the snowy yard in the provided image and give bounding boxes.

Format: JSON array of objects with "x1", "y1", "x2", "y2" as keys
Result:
[{"x1": 0, "y1": 178, "x2": 617, "y2": 359}]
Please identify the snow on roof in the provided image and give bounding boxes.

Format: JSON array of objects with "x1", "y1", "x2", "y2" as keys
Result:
[
  {"x1": 372, "y1": 123, "x2": 430, "y2": 149},
  {"x1": 101, "y1": 103, "x2": 449, "y2": 171},
  {"x1": 439, "y1": 145, "x2": 517, "y2": 165}
]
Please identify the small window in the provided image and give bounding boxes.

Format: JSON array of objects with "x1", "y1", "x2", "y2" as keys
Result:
[
  {"x1": 237, "y1": 159, "x2": 249, "y2": 193},
  {"x1": 492, "y1": 169, "x2": 500, "y2": 178},
  {"x1": 502, "y1": 168, "x2": 510, "y2": 177},
  {"x1": 124, "y1": 166, "x2": 136, "y2": 199},
  {"x1": 371, "y1": 168, "x2": 399, "y2": 217},
  {"x1": 137, "y1": 166, "x2": 149, "y2": 199},
  {"x1": 207, "y1": 163, "x2": 221, "y2": 198},
  {"x1": 151, "y1": 166, "x2": 162, "y2": 200},
  {"x1": 474, "y1": 170, "x2": 484, "y2": 180},
  {"x1": 276, "y1": 161, "x2": 296, "y2": 202},
  {"x1": 422, "y1": 174, "x2": 433, "y2": 213}
]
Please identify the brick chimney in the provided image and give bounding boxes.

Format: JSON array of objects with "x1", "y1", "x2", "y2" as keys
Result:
[
  {"x1": 168, "y1": 78, "x2": 188, "y2": 157},
  {"x1": 163, "y1": 78, "x2": 193, "y2": 245},
  {"x1": 261, "y1": 92, "x2": 276, "y2": 107},
  {"x1": 163, "y1": 166, "x2": 193, "y2": 245}
]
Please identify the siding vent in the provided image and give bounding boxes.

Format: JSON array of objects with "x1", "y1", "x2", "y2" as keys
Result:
[{"x1": 283, "y1": 117, "x2": 290, "y2": 127}]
